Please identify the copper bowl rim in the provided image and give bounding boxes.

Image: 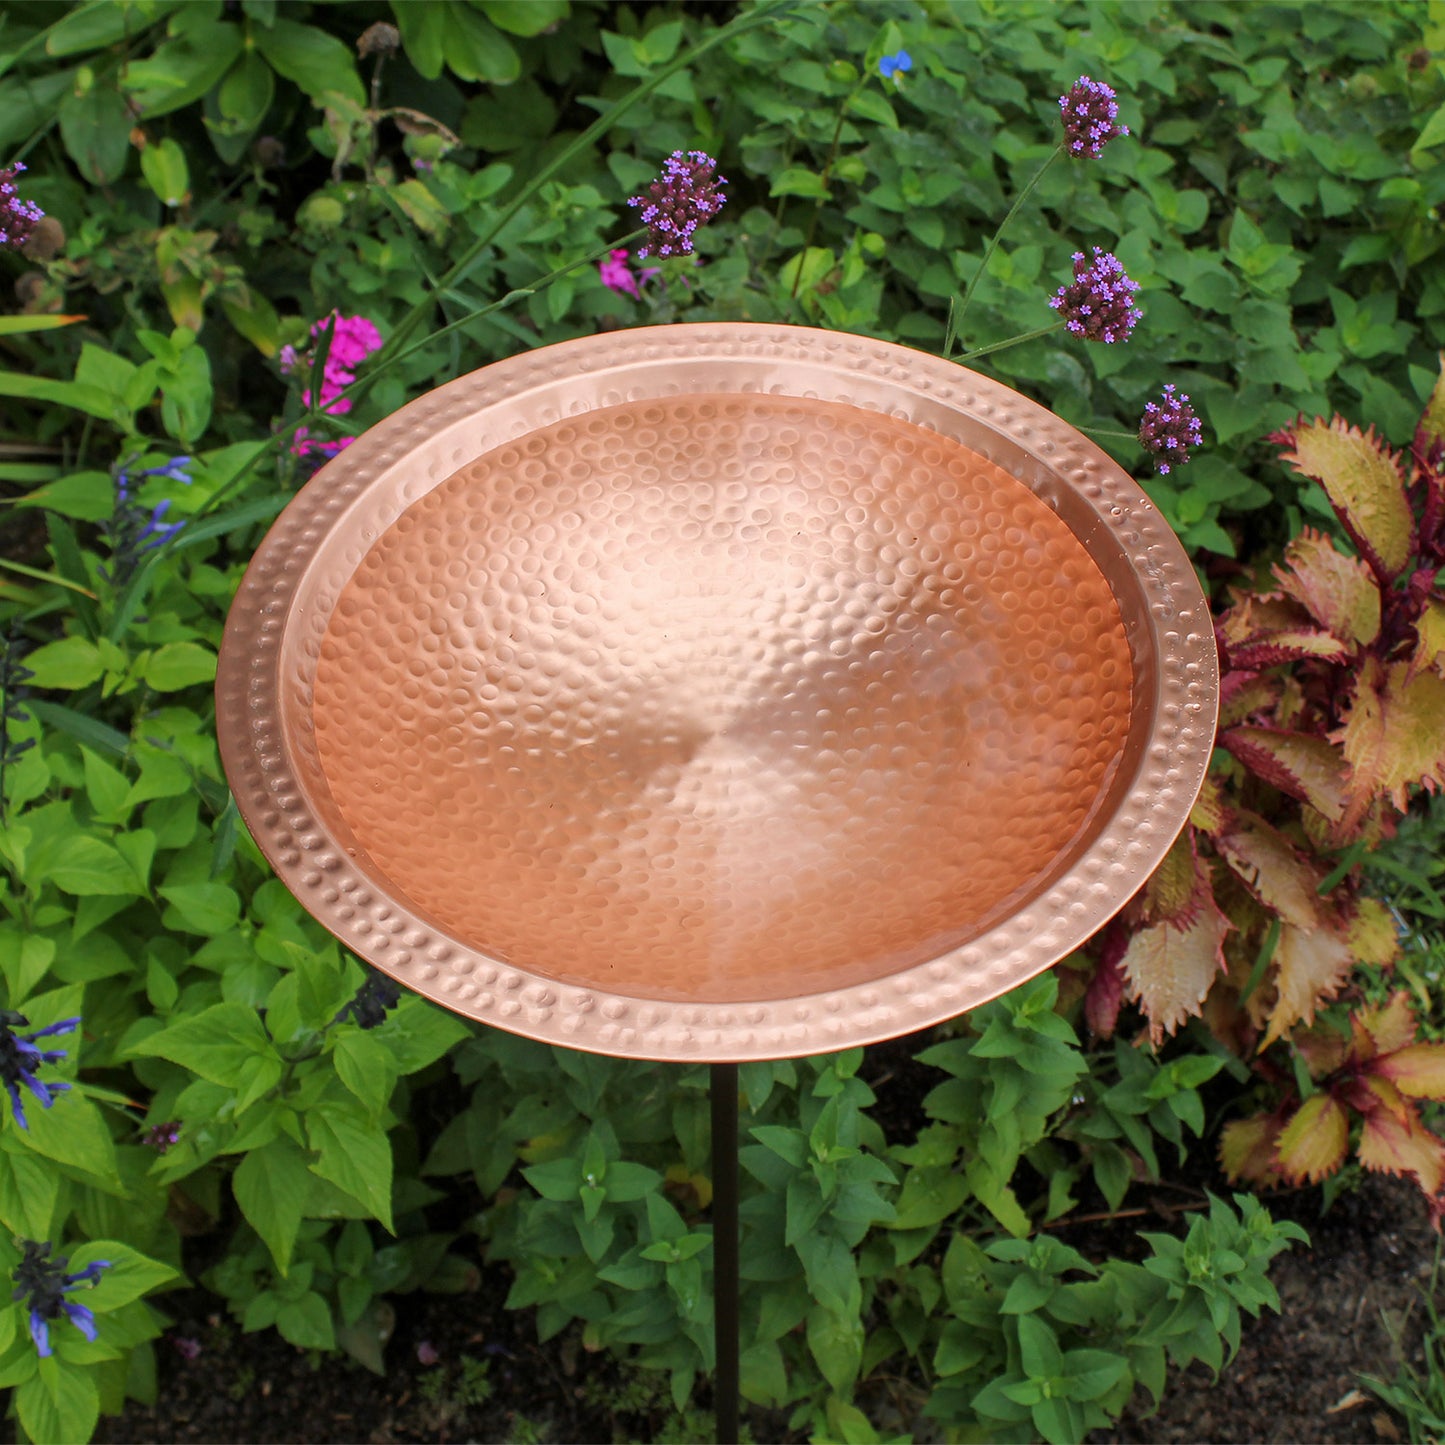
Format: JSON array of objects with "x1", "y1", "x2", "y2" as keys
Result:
[{"x1": 216, "y1": 322, "x2": 1218, "y2": 1061}]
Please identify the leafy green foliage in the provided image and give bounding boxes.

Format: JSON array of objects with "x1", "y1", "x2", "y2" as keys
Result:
[{"x1": 5, "y1": 0, "x2": 1437, "y2": 1437}]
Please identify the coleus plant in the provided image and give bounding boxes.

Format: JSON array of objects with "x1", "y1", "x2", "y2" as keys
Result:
[{"x1": 1086, "y1": 359, "x2": 1445, "y2": 1210}]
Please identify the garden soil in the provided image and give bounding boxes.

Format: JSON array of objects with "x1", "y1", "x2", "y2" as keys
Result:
[{"x1": 86, "y1": 1166, "x2": 1436, "y2": 1444}]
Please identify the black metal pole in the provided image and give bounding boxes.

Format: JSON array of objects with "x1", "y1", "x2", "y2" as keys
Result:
[{"x1": 710, "y1": 1061, "x2": 740, "y2": 1445}]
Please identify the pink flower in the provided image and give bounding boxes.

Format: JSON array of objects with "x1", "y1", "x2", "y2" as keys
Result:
[
  {"x1": 600, "y1": 248, "x2": 640, "y2": 297},
  {"x1": 283, "y1": 313, "x2": 383, "y2": 448}
]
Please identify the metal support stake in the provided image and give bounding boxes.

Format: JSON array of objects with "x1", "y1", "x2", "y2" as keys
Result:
[{"x1": 710, "y1": 1061, "x2": 740, "y2": 1445}]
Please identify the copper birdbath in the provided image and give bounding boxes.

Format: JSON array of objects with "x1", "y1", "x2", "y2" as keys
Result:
[{"x1": 217, "y1": 322, "x2": 1216, "y2": 1061}]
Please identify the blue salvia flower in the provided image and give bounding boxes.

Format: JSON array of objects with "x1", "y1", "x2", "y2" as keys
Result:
[
  {"x1": 334, "y1": 970, "x2": 402, "y2": 1030},
  {"x1": 0, "y1": 1010, "x2": 78, "y2": 1129},
  {"x1": 879, "y1": 50, "x2": 912, "y2": 79},
  {"x1": 10, "y1": 1241, "x2": 111, "y2": 1357},
  {"x1": 103, "y1": 456, "x2": 193, "y2": 583}
]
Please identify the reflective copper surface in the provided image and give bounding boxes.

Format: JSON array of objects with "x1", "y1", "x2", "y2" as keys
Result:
[{"x1": 216, "y1": 324, "x2": 1217, "y2": 1061}]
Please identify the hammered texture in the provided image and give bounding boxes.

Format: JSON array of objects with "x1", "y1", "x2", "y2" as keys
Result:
[
  {"x1": 310, "y1": 395, "x2": 1131, "y2": 1002},
  {"x1": 216, "y1": 323, "x2": 1219, "y2": 1060}
]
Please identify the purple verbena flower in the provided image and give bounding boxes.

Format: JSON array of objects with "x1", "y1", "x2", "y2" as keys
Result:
[
  {"x1": 143, "y1": 1120, "x2": 182, "y2": 1152},
  {"x1": 879, "y1": 50, "x2": 912, "y2": 79},
  {"x1": 11, "y1": 1241, "x2": 111, "y2": 1357},
  {"x1": 1, "y1": 1011, "x2": 78, "y2": 1130},
  {"x1": 1138, "y1": 384, "x2": 1203, "y2": 474},
  {"x1": 0, "y1": 163, "x2": 44, "y2": 251},
  {"x1": 171, "y1": 1334, "x2": 202, "y2": 1360},
  {"x1": 1059, "y1": 76, "x2": 1129, "y2": 159},
  {"x1": 1049, "y1": 248, "x2": 1142, "y2": 344},
  {"x1": 417, "y1": 1339, "x2": 441, "y2": 1366},
  {"x1": 627, "y1": 151, "x2": 727, "y2": 259}
]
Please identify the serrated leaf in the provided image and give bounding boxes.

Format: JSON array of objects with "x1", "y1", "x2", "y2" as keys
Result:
[
  {"x1": 1274, "y1": 1095, "x2": 1348, "y2": 1183},
  {"x1": 1358, "y1": 1104, "x2": 1445, "y2": 1194},
  {"x1": 1215, "y1": 815, "x2": 1324, "y2": 928},
  {"x1": 144, "y1": 641, "x2": 216, "y2": 692},
  {"x1": 1275, "y1": 417, "x2": 1413, "y2": 579},
  {"x1": 1227, "y1": 628, "x2": 1350, "y2": 670},
  {"x1": 1264, "y1": 921, "x2": 1354, "y2": 1045},
  {"x1": 1376, "y1": 1044, "x2": 1445, "y2": 1099},
  {"x1": 1218, "y1": 1114, "x2": 1283, "y2": 1186},
  {"x1": 128, "y1": 1001, "x2": 274, "y2": 1087},
  {"x1": 1120, "y1": 898, "x2": 1229, "y2": 1044},
  {"x1": 1273, "y1": 528, "x2": 1380, "y2": 645},
  {"x1": 1422, "y1": 354, "x2": 1445, "y2": 447},
  {"x1": 1220, "y1": 727, "x2": 1348, "y2": 822},
  {"x1": 1411, "y1": 599, "x2": 1445, "y2": 677},
  {"x1": 1337, "y1": 658, "x2": 1445, "y2": 821},
  {"x1": 22, "y1": 636, "x2": 104, "y2": 689},
  {"x1": 333, "y1": 1030, "x2": 398, "y2": 1117},
  {"x1": 807, "y1": 1304, "x2": 863, "y2": 1394},
  {"x1": 1140, "y1": 830, "x2": 1200, "y2": 924},
  {"x1": 1358, "y1": 991, "x2": 1417, "y2": 1057},
  {"x1": 18, "y1": 1359, "x2": 98, "y2": 1445},
  {"x1": 1343, "y1": 896, "x2": 1399, "y2": 968}
]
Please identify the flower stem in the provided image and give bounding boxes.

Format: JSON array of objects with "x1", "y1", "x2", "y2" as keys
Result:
[
  {"x1": 1078, "y1": 426, "x2": 1139, "y2": 442},
  {"x1": 945, "y1": 143, "x2": 1064, "y2": 361},
  {"x1": 955, "y1": 320, "x2": 1065, "y2": 363}
]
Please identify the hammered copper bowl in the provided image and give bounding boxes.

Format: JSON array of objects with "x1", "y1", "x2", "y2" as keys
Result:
[{"x1": 216, "y1": 323, "x2": 1216, "y2": 1061}]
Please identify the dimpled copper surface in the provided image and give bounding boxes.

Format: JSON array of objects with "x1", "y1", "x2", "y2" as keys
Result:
[
  {"x1": 216, "y1": 323, "x2": 1219, "y2": 1060},
  {"x1": 311, "y1": 395, "x2": 1131, "y2": 1002}
]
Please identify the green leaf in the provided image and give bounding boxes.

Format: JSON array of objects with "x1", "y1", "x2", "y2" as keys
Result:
[
  {"x1": 253, "y1": 18, "x2": 365, "y2": 105},
  {"x1": 17, "y1": 470, "x2": 115, "y2": 522},
  {"x1": 806, "y1": 1303, "x2": 863, "y2": 1393},
  {"x1": 333, "y1": 1030, "x2": 399, "y2": 1118},
  {"x1": 769, "y1": 167, "x2": 831, "y2": 200},
  {"x1": 38, "y1": 835, "x2": 139, "y2": 897},
  {"x1": 140, "y1": 137, "x2": 190, "y2": 206},
  {"x1": 0, "y1": 928, "x2": 56, "y2": 1006},
  {"x1": 22, "y1": 636, "x2": 104, "y2": 690},
  {"x1": 1413, "y1": 99, "x2": 1445, "y2": 155},
  {"x1": 847, "y1": 87, "x2": 898, "y2": 128},
  {"x1": 234, "y1": 1137, "x2": 313, "y2": 1274},
  {"x1": 18, "y1": 1358, "x2": 99, "y2": 1445},
  {"x1": 478, "y1": 0, "x2": 567, "y2": 35},
  {"x1": 276, "y1": 1292, "x2": 336, "y2": 1351},
  {"x1": 0, "y1": 1143, "x2": 60, "y2": 1238},
  {"x1": 128, "y1": 1001, "x2": 276, "y2": 1088},
  {"x1": 307, "y1": 1105, "x2": 394, "y2": 1230},
  {"x1": 20, "y1": 1092, "x2": 120, "y2": 1181},
  {"x1": 58, "y1": 82, "x2": 132, "y2": 184},
  {"x1": 69, "y1": 1241, "x2": 178, "y2": 1312},
  {"x1": 368, "y1": 995, "x2": 470, "y2": 1074},
  {"x1": 1016, "y1": 1312, "x2": 1064, "y2": 1378},
  {"x1": 159, "y1": 881, "x2": 241, "y2": 935}
]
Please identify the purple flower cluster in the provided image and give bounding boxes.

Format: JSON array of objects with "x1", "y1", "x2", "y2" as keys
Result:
[
  {"x1": 143, "y1": 1120, "x2": 182, "y2": 1152},
  {"x1": 1049, "y1": 248, "x2": 1142, "y2": 344},
  {"x1": 1138, "y1": 384, "x2": 1203, "y2": 474},
  {"x1": 628, "y1": 151, "x2": 727, "y2": 259},
  {"x1": 1058, "y1": 76, "x2": 1129, "y2": 159},
  {"x1": 10, "y1": 1241, "x2": 110, "y2": 1357},
  {"x1": 1, "y1": 1010, "x2": 78, "y2": 1129},
  {"x1": 598, "y1": 247, "x2": 660, "y2": 299},
  {"x1": 0, "y1": 163, "x2": 43, "y2": 251},
  {"x1": 280, "y1": 312, "x2": 383, "y2": 461}
]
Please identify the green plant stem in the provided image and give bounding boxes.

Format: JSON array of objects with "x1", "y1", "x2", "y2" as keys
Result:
[
  {"x1": 955, "y1": 320, "x2": 1064, "y2": 364},
  {"x1": 377, "y1": 0, "x2": 798, "y2": 367},
  {"x1": 790, "y1": 82, "x2": 865, "y2": 302},
  {"x1": 946, "y1": 143, "x2": 1063, "y2": 360},
  {"x1": 1078, "y1": 426, "x2": 1139, "y2": 442}
]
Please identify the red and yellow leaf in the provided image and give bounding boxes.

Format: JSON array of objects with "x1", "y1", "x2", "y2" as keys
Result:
[
  {"x1": 1337, "y1": 657, "x2": 1445, "y2": 816},
  {"x1": 1274, "y1": 1095, "x2": 1349, "y2": 1184},
  {"x1": 1215, "y1": 814, "x2": 1325, "y2": 929},
  {"x1": 1189, "y1": 775, "x2": 1228, "y2": 835},
  {"x1": 1220, "y1": 726, "x2": 1348, "y2": 822},
  {"x1": 1295, "y1": 1023, "x2": 1351, "y2": 1079},
  {"x1": 1422, "y1": 352, "x2": 1445, "y2": 449},
  {"x1": 1264, "y1": 921, "x2": 1355, "y2": 1045},
  {"x1": 1340, "y1": 895, "x2": 1400, "y2": 969},
  {"x1": 1273, "y1": 529, "x2": 1381, "y2": 646},
  {"x1": 1275, "y1": 417, "x2": 1414, "y2": 579},
  {"x1": 1226, "y1": 629, "x2": 1351, "y2": 671},
  {"x1": 1358, "y1": 1104, "x2": 1445, "y2": 1195},
  {"x1": 1219, "y1": 672, "x2": 1281, "y2": 729},
  {"x1": 1376, "y1": 1044, "x2": 1445, "y2": 1100},
  {"x1": 1120, "y1": 899, "x2": 1230, "y2": 1045},
  {"x1": 1411, "y1": 598, "x2": 1445, "y2": 678},
  {"x1": 1219, "y1": 1114, "x2": 1284, "y2": 1187},
  {"x1": 1355, "y1": 991, "x2": 1418, "y2": 1059},
  {"x1": 1142, "y1": 830, "x2": 1206, "y2": 926}
]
